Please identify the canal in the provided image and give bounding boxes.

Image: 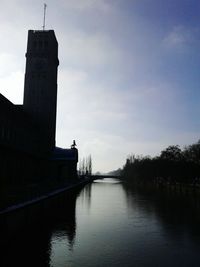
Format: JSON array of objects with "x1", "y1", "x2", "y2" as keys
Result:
[{"x1": 2, "y1": 178, "x2": 200, "y2": 266}]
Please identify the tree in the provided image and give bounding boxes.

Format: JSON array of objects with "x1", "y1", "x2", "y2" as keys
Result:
[
  {"x1": 183, "y1": 140, "x2": 200, "y2": 164},
  {"x1": 87, "y1": 155, "x2": 92, "y2": 176},
  {"x1": 160, "y1": 145, "x2": 182, "y2": 161},
  {"x1": 78, "y1": 155, "x2": 92, "y2": 176}
]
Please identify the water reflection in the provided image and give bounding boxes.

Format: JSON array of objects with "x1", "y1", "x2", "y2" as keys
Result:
[
  {"x1": 123, "y1": 183, "x2": 200, "y2": 244},
  {"x1": 2, "y1": 179, "x2": 200, "y2": 266},
  {"x1": 122, "y1": 182, "x2": 200, "y2": 266},
  {"x1": 78, "y1": 183, "x2": 92, "y2": 210},
  {"x1": 0, "y1": 188, "x2": 81, "y2": 267}
]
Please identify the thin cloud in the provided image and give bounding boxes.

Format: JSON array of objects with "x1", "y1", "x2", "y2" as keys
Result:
[
  {"x1": 59, "y1": 31, "x2": 120, "y2": 69},
  {"x1": 60, "y1": 0, "x2": 113, "y2": 13},
  {"x1": 0, "y1": 53, "x2": 23, "y2": 77},
  {"x1": 163, "y1": 25, "x2": 200, "y2": 50},
  {"x1": 0, "y1": 1, "x2": 200, "y2": 172},
  {"x1": 0, "y1": 71, "x2": 24, "y2": 104}
]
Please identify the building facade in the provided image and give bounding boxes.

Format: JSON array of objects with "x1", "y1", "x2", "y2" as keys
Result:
[
  {"x1": 0, "y1": 29, "x2": 78, "y2": 202},
  {"x1": 23, "y1": 30, "x2": 59, "y2": 150}
]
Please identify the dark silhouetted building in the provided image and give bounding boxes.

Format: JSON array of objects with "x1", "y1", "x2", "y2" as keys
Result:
[
  {"x1": 0, "y1": 29, "x2": 78, "y2": 200},
  {"x1": 24, "y1": 30, "x2": 59, "y2": 149}
]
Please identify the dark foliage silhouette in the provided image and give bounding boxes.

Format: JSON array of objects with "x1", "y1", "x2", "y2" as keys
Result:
[{"x1": 122, "y1": 140, "x2": 200, "y2": 186}]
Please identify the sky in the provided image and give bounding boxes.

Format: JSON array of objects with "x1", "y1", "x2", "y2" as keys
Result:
[{"x1": 0, "y1": 0, "x2": 200, "y2": 172}]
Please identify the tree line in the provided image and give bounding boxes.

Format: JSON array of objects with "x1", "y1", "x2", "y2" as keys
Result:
[
  {"x1": 121, "y1": 140, "x2": 200, "y2": 186},
  {"x1": 78, "y1": 155, "x2": 92, "y2": 177}
]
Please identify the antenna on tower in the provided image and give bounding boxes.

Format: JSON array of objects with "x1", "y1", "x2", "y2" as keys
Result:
[{"x1": 42, "y1": 3, "x2": 47, "y2": 31}]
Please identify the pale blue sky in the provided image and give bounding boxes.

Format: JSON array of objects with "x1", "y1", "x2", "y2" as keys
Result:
[{"x1": 0, "y1": 0, "x2": 200, "y2": 172}]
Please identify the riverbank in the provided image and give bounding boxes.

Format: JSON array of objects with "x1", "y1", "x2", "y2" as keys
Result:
[
  {"x1": 0, "y1": 176, "x2": 94, "y2": 244},
  {"x1": 121, "y1": 176, "x2": 200, "y2": 197},
  {"x1": 0, "y1": 176, "x2": 93, "y2": 215}
]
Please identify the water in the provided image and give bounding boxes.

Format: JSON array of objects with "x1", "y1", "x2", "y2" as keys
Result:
[{"x1": 2, "y1": 178, "x2": 200, "y2": 266}]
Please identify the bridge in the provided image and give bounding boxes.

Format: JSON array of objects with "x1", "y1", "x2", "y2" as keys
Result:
[{"x1": 91, "y1": 175, "x2": 121, "y2": 180}]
